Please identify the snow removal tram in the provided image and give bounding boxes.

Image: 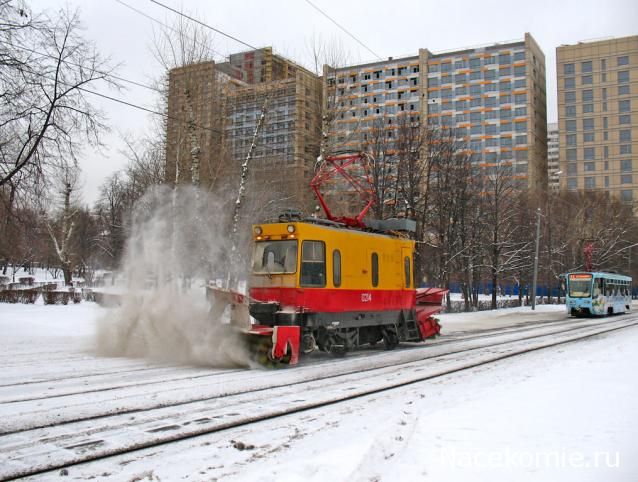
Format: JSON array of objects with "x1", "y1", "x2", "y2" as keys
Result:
[{"x1": 208, "y1": 153, "x2": 447, "y2": 366}]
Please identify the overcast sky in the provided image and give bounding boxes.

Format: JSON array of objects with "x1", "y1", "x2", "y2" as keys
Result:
[{"x1": 30, "y1": 0, "x2": 638, "y2": 204}]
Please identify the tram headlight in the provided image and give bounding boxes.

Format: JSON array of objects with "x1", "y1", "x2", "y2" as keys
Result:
[
  {"x1": 254, "y1": 226, "x2": 262, "y2": 236},
  {"x1": 287, "y1": 224, "x2": 295, "y2": 234}
]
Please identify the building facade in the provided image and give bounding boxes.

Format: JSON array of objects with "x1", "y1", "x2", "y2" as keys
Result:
[
  {"x1": 324, "y1": 33, "x2": 548, "y2": 195},
  {"x1": 547, "y1": 122, "x2": 560, "y2": 189},
  {"x1": 166, "y1": 48, "x2": 322, "y2": 214},
  {"x1": 557, "y1": 36, "x2": 638, "y2": 208}
]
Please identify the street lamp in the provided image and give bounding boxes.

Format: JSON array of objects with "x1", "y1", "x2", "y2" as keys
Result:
[{"x1": 531, "y1": 207, "x2": 541, "y2": 310}]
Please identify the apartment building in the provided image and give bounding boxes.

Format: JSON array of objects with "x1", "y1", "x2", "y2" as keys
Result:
[
  {"x1": 547, "y1": 122, "x2": 560, "y2": 189},
  {"x1": 325, "y1": 33, "x2": 548, "y2": 195},
  {"x1": 557, "y1": 36, "x2": 638, "y2": 208},
  {"x1": 166, "y1": 48, "x2": 322, "y2": 213}
]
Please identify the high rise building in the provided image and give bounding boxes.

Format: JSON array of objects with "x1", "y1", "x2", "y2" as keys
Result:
[
  {"x1": 547, "y1": 122, "x2": 560, "y2": 189},
  {"x1": 166, "y1": 48, "x2": 322, "y2": 213},
  {"x1": 556, "y1": 36, "x2": 638, "y2": 208},
  {"x1": 324, "y1": 33, "x2": 548, "y2": 195}
]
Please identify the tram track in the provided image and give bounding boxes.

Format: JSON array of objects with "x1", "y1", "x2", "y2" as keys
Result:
[
  {"x1": 1, "y1": 312, "x2": 633, "y2": 435},
  {"x1": 2, "y1": 314, "x2": 637, "y2": 480}
]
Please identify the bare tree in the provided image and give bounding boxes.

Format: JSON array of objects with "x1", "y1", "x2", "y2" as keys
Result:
[
  {"x1": 43, "y1": 169, "x2": 80, "y2": 285},
  {"x1": 0, "y1": 3, "x2": 119, "y2": 188}
]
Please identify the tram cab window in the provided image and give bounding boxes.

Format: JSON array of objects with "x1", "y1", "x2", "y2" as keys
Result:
[
  {"x1": 404, "y1": 256, "x2": 411, "y2": 288},
  {"x1": 253, "y1": 240, "x2": 298, "y2": 274},
  {"x1": 301, "y1": 241, "x2": 326, "y2": 287}
]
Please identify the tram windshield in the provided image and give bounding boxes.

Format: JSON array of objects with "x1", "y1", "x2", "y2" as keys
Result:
[
  {"x1": 569, "y1": 275, "x2": 592, "y2": 298},
  {"x1": 252, "y1": 240, "x2": 298, "y2": 274}
]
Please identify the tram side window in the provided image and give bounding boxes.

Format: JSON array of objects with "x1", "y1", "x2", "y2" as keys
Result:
[
  {"x1": 301, "y1": 241, "x2": 326, "y2": 287},
  {"x1": 593, "y1": 278, "x2": 603, "y2": 297},
  {"x1": 333, "y1": 250, "x2": 341, "y2": 287},
  {"x1": 371, "y1": 252, "x2": 379, "y2": 287},
  {"x1": 404, "y1": 256, "x2": 411, "y2": 288}
]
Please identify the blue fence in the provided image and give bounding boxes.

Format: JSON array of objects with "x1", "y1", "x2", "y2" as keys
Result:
[{"x1": 427, "y1": 281, "x2": 638, "y2": 299}]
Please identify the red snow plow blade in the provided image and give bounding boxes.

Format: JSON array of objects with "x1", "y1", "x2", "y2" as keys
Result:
[
  {"x1": 415, "y1": 287, "x2": 448, "y2": 340},
  {"x1": 206, "y1": 285, "x2": 300, "y2": 366}
]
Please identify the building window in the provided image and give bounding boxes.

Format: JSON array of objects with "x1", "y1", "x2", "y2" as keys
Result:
[
  {"x1": 604, "y1": 146, "x2": 609, "y2": 158},
  {"x1": 469, "y1": 58, "x2": 481, "y2": 69},
  {"x1": 603, "y1": 117, "x2": 608, "y2": 129},
  {"x1": 601, "y1": 58, "x2": 607, "y2": 70},
  {"x1": 581, "y1": 61, "x2": 593, "y2": 73},
  {"x1": 620, "y1": 190, "x2": 633, "y2": 202},
  {"x1": 620, "y1": 144, "x2": 632, "y2": 155},
  {"x1": 567, "y1": 163, "x2": 578, "y2": 175},
  {"x1": 583, "y1": 118, "x2": 594, "y2": 131},
  {"x1": 499, "y1": 54, "x2": 511, "y2": 64},
  {"x1": 566, "y1": 134, "x2": 576, "y2": 146},
  {"x1": 601, "y1": 72, "x2": 607, "y2": 82},
  {"x1": 514, "y1": 51, "x2": 525, "y2": 62},
  {"x1": 584, "y1": 147, "x2": 595, "y2": 160},
  {"x1": 564, "y1": 63, "x2": 575, "y2": 75},
  {"x1": 617, "y1": 55, "x2": 629, "y2": 67},
  {"x1": 566, "y1": 120, "x2": 576, "y2": 132},
  {"x1": 501, "y1": 94, "x2": 512, "y2": 105},
  {"x1": 621, "y1": 174, "x2": 633, "y2": 184},
  {"x1": 619, "y1": 114, "x2": 631, "y2": 124},
  {"x1": 514, "y1": 93, "x2": 527, "y2": 104},
  {"x1": 583, "y1": 132, "x2": 595, "y2": 142},
  {"x1": 515, "y1": 135, "x2": 527, "y2": 145},
  {"x1": 618, "y1": 71, "x2": 629, "y2": 83},
  {"x1": 514, "y1": 106, "x2": 527, "y2": 116},
  {"x1": 603, "y1": 131, "x2": 608, "y2": 141},
  {"x1": 500, "y1": 66, "x2": 512, "y2": 76},
  {"x1": 619, "y1": 100, "x2": 631, "y2": 112},
  {"x1": 484, "y1": 70, "x2": 496, "y2": 80},
  {"x1": 567, "y1": 149, "x2": 577, "y2": 161},
  {"x1": 470, "y1": 70, "x2": 481, "y2": 81},
  {"x1": 584, "y1": 177, "x2": 596, "y2": 189},
  {"x1": 621, "y1": 160, "x2": 632, "y2": 172},
  {"x1": 602, "y1": 88, "x2": 607, "y2": 100},
  {"x1": 564, "y1": 77, "x2": 575, "y2": 88},
  {"x1": 620, "y1": 130, "x2": 632, "y2": 142},
  {"x1": 604, "y1": 160, "x2": 609, "y2": 170},
  {"x1": 582, "y1": 75, "x2": 593, "y2": 84},
  {"x1": 515, "y1": 121, "x2": 527, "y2": 132},
  {"x1": 605, "y1": 177, "x2": 609, "y2": 188},
  {"x1": 565, "y1": 91, "x2": 576, "y2": 103},
  {"x1": 583, "y1": 103, "x2": 594, "y2": 113},
  {"x1": 584, "y1": 162, "x2": 595, "y2": 172},
  {"x1": 514, "y1": 65, "x2": 526, "y2": 76},
  {"x1": 567, "y1": 178, "x2": 577, "y2": 189},
  {"x1": 582, "y1": 89, "x2": 593, "y2": 102},
  {"x1": 619, "y1": 85, "x2": 630, "y2": 95},
  {"x1": 514, "y1": 79, "x2": 526, "y2": 89},
  {"x1": 500, "y1": 109, "x2": 511, "y2": 119},
  {"x1": 602, "y1": 102, "x2": 608, "y2": 111},
  {"x1": 500, "y1": 122, "x2": 512, "y2": 132}
]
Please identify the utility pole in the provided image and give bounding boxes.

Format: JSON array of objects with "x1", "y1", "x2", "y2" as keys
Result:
[{"x1": 531, "y1": 207, "x2": 541, "y2": 310}]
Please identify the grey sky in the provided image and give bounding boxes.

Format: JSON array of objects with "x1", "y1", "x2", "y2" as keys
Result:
[{"x1": 29, "y1": 0, "x2": 638, "y2": 203}]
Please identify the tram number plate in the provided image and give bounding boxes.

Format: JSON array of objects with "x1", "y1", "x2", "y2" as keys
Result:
[{"x1": 361, "y1": 293, "x2": 372, "y2": 302}]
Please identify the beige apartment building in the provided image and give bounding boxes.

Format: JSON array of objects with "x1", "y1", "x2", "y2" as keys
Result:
[
  {"x1": 166, "y1": 48, "x2": 322, "y2": 214},
  {"x1": 557, "y1": 36, "x2": 638, "y2": 208},
  {"x1": 325, "y1": 33, "x2": 548, "y2": 196}
]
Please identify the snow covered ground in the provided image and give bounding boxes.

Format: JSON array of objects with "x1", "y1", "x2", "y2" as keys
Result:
[{"x1": 1, "y1": 301, "x2": 637, "y2": 481}]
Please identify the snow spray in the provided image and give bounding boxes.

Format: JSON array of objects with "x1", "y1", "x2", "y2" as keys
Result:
[{"x1": 95, "y1": 185, "x2": 251, "y2": 367}]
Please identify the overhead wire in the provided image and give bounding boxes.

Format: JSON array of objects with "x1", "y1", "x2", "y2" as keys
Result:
[
  {"x1": 113, "y1": 0, "x2": 228, "y2": 59},
  {"x1": 147, "y1": 0, "x2": 258, "y2": 51},
  {"x1": 303, "y1": 0, "x2": 382, "y2": 61}
]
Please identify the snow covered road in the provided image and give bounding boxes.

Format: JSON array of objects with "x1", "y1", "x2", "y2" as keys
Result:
[{"x1": 1, "y1": 302, "x2": 637, "y2": 481}]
